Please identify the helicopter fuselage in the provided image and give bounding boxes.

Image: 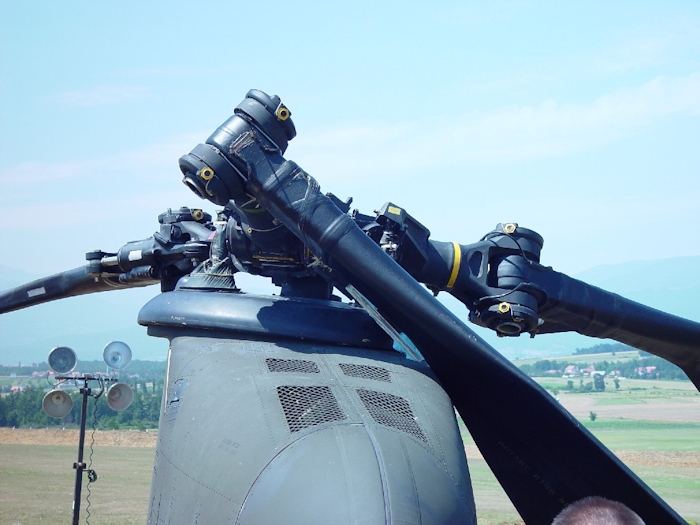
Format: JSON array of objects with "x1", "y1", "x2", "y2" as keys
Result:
[{"x1": 140, "y1": 290, "x2": 477, "y2": 524}]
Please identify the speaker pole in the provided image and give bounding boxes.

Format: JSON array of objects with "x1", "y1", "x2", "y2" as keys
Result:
[
  {"x1": 42, "y1": 342, "x2": 133, "y2": 522},
  {"x1": 72, "y1": 378, "x2": 91, "y2": 525}
]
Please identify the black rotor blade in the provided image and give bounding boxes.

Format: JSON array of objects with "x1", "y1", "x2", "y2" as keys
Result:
[
  {"x1": 0, "y1": 266, "x2": 140, "y2": 314},
  {"x1": 532, "y1": 270, "x2": 700, "y2": 389},
  {"x1": 307, "y1": 218, "x2": 683, "y2": 524},
  {"x1": 231, "y1": 146, "x2": 685, "y2": 523}
]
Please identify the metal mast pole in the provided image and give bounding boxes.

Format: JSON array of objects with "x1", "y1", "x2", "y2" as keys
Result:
[{"x1": 72, "y1": 380, "x2": 90, "y2": 525}]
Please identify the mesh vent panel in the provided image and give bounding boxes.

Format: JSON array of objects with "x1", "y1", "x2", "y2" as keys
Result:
[
  {"x1": 339, "y1": 363, "x2": 391, "y2": 382},
  {"x1": 266, "y1": 358, "x2": 320, "y2": 374},
  {"x1": 357, "y1": 388, "x2": 427, "y2": 443},
  {"x1": 277, "y1": 386, "x2": 345, "y2": 432}
]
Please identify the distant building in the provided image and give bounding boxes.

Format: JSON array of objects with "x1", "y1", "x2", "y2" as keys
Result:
[
  {"x1": 563, "y1": 365, "x2": 580, "y2": 377},
  {"x1": 580, "y1": 365, "x2": 596, "y2": 377},
  {"x1": 634, "y1": 366, "x2": 658, "y2": 377}
]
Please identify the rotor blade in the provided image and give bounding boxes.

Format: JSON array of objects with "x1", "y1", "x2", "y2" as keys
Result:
[
  {"x1": 231, "y1": 148, "x2": 685, "y2": 523},
  {"x1": 532, "y1": 270, "x2": 700, "y2": 389},
  {"x1": 0, "y1": 266, "x2": 143, "y2": 314},
  {"x1": 304, "y1": 217, "x2": 684, "y2": 524}
]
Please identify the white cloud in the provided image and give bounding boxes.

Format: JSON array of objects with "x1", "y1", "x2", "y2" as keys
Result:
[
  {"x1": 294, "y1": 73, "x2": 700, "y2": 182},
  {"x1": 0, "y1": 159, "x2": 103, "y2": 185},
  {"x1": 456, "y1": 18, "x2": 700, "y2": 99},
  {"x1": 9, "y1": 73, "x2": 697, "y2": 196},
  {"x1": 0, "y1": 131, "x2": 206, "y2": 190},
  {"x1": 2, "y1": 73, "x2": 698, "y2": 265},
  {"x1": 46, "y1": 86, "x2": 150, "y2": 107},
  {"x1": 4, "y1": 73, "x2": 698, "y2": 215},
  {"x1": 593, "y1": 18, "x2": 700, "y2": 75}
]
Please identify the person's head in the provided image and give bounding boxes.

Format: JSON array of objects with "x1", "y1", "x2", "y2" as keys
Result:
[{"x1": 551, "y1": 496, "x2": 645, "y2": 525}]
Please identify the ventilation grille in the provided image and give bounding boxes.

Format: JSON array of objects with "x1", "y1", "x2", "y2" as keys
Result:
[
  {"x1": 357, "y1": 389, "x2": 427, "y2": 443},
  {"x1": 266, "y1": 358, "x2": 320, "y2": 374},
  {"x1": 339, "y1": 363, "x2": 391, "y2": 382},
  {"x1": 277, "y1": 386, "x2": 345, "y2": 432}
]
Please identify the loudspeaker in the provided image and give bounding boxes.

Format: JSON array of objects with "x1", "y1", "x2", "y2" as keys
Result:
[
  {"x1": 47, "y1": 346, "x2": 77, "y2": 374},
  {"x1": 106, "y1": 383, "x2": 134, "y2": 411},
  {"x1": 42, "y1": 390, "x2": 73, "y2": 418},
  {"x1": 103, "y1": 341, "x2": 132, "y2": 370}
]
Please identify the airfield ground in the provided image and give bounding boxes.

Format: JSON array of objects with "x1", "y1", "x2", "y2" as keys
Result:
[
  {"x1": 1, "y1": 378, "x2": 698, "y2": 524},
  {"x1": 0, "y1": 427, "x2": 157, "y2": 447}
]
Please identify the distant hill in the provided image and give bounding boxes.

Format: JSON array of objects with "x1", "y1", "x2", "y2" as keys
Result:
[
  {"x1": 573, "y1": 256, "x2": 700, "y2": 316},
  {"x1": 1, "y1": 257, "x2": 698, "y2": 365}
]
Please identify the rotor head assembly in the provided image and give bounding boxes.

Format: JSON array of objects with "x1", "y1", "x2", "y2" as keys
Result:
[{"x1": 179, "y1": 89, "x2": 295, "y2": 206}]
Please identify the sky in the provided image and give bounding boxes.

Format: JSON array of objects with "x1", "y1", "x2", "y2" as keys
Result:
[
  {"x1": 0, "y1": 1, "x2": 699, "y2": 361},
  {"x1": 1, "y1": 1, "x2": 698, "y2": 276}
]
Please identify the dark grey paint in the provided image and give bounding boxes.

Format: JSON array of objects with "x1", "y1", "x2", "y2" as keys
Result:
[{"x1": 143, "y1": 294, "x2": 476, "y2": 524}]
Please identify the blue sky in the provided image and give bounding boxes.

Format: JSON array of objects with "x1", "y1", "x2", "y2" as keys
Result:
[{"x1": 1, "y1": 1, "x2": 699, "y2": 279}]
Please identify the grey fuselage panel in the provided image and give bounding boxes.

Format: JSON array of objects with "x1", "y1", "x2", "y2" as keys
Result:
[{"x1": 141, "y1": 292, "x2": 476, "y2": 524}]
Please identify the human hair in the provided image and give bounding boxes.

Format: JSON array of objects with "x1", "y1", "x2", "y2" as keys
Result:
[{"x1": 551, "y1": 496, "x2": 645, "y2": 525}]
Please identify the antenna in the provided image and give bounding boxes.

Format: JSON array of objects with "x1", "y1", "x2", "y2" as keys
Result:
[{"x1": 41, "y1": 342, "x2": 134, "y2": 525}]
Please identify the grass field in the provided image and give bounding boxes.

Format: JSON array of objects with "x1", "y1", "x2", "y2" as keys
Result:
[
  {"x1": 457, "y1": 378, "x2": 700, "y2": 524},
  {"x1": 1, "y1": 378, "x2": 698, "y2": 524},
  {"x1": 0, "y1": 377, "x2": 48, "y2": 390},
  {"x1": 0, "y1": 444, "x2": 154, "y2": 524},
  {"x1": 458, "y1": 424, "x2": 700, "y2": 524}
]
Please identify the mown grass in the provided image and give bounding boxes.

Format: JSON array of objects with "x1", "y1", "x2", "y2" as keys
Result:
[
  {"x1": 0, "y1": 444, "x2": 154, "y2": 524},
  {"x1": 583, "y1": 422, "x2": 700, "y2": 452},
  {"x1": 457, "y1": 387, "x2": 700, "y2": 525},
  {"x1": 594, "y1": 396, "x2": 647, "y2": 405},
  {"x1": 0, "y1": 377, "x2": 49, "y2": 389},
  {"x1": 630, "y1": 466, "x2": 700, "y2": 520},
  {"x1": 465, "y1": 457, "x2": 523, "y2": 524}
]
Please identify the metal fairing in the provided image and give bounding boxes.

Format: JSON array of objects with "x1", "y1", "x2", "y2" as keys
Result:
[{"x1": 141, "y1": 292, "x2": 476, "y2": 524}]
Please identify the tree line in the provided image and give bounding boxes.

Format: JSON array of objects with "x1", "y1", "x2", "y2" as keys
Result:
[
  {"x1": 0, "y1": 375, "x2": 164, "y2": 429},
  {"x1": 0, "y1": 359, "x2": 166, "y2": 378},
  {"x1": 573, "y1": 342, "x2": 634, "y2": 355}
]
